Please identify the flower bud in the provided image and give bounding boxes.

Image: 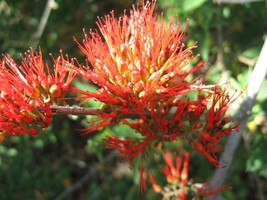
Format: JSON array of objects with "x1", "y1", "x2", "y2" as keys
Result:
[{"x1": 49, "y1": 84, "x2": 62, "y2": 97}]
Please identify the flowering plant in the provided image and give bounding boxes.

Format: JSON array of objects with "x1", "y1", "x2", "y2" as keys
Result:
[{"x1": 0, "y1": 0, "x2": 241, "y2": 198}]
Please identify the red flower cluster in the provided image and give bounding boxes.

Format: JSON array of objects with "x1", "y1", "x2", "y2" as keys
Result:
[
  {"x1": 106, "y1": 84, "x2": 240, "y2": 167},
  {"x1": 148, "y1": 151, "x2": 189, "y2": 199},
  {"x1": 73, "y1": 0, "x2": 240, "y2": 168},
  {"x1": 148, "y1": 151, "x2": 229, "y2": 199},
  {"x1": 73, "y1": 1, "x2": 200, "y2": 113},
  {"x1": 0, "y1": 49, "x2": 76, "y2": 141}
]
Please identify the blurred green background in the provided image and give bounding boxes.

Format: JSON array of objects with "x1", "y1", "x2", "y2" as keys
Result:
[{"x1": 1, "y1": 0, "x2": 267, "y2": 199}]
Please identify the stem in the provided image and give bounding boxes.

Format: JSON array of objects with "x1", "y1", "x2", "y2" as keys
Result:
[
  {"x1": 51, "y1": 106, "x2": 103, "y2": 115},
  {"x1": 50, "y1": 105, "x2": 151, "y2": 118},
  {"x1": 54, "y1": 151, "x2": 118, "y2": 200},
  {"x1": 207, "y1": 36, "x2": 267, "y2": 199},
  {"x1": 32, "y1": 0, "x2": 57, "y2": 50}
]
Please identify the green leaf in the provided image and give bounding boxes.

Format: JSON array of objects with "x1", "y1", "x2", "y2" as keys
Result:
[
  {"x1": 111, "y1": 124, "x2": 141, "y2": 139},
  {"x1": 255, "y1": 79, "x2": 267, "y2": 102},
  {"x1": 182, "y1": 0, "x2": 208, "y2": 12},
  {"x1": 240, "y1": 45, "x2": 261, "y2": 59},
  {"x1": 229, "y1": 67, "x2": 251, "y2": 90}
]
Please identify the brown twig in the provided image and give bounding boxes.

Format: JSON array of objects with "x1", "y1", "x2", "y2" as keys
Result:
[
  {"x1": 32, "y1": 0, "x2": 57, "y2": 50},
  {"x1": 207, "y1": 36, "x2": 267, "y2": 200},
  {"x1": 51, "y1": 106, "x2": 103, "y2": 116},
  {"x1": 54, "y1": 151, "x2": 118, "y2": 200},
  {"x1": 50, "y1": 105, "x2": 151, "y2": 119},
  {"x1": 215, "y1": 4, "x2": 229, "y2": 82}
]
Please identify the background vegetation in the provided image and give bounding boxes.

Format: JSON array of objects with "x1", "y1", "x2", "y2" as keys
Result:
[{"x1": 0, "y1": 0, "x2": 267, "y2": 199}]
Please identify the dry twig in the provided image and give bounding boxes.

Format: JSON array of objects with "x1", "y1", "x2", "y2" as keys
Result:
[
  {"x1": 32, "y1": 0, "x2": 57, "y2": 50},
  {"x1": 54, "y1": 151, "x2": 117, "y2": 200}
]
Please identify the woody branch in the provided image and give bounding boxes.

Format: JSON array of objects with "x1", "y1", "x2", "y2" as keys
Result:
[{"x1": 50, "y1": 105, "x2": 151, "y2": 119}]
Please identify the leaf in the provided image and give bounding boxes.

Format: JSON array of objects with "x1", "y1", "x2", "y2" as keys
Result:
[
  {"x1": 182, "y1": 0, "x2": 208, "y2": 13},
  {"x1": 229, "y1": 67, "x2": 251, "y2": 90},
  {"x1": 111, "y1": 124, "x2": 141, "y2": 139},
  {"x1": 255, "y1": 79, "x2": 267, "y2": 102},
  {"x1": 240, "y1": 45, "x2": 261, "y2": 59}
]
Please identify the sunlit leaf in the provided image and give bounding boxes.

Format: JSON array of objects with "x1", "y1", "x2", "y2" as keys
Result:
[{"x1": 182, "y1": 0, "x2": 208, "y2": 12}]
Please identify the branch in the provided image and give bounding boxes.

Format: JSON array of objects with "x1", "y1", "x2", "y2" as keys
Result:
[
  {"x1": 32, "y1": 0, "x2": 57, "y2": 50},
  {"x1": 54, "y1": 151, "x2": 117, "y2": 200},
  {"x1": 50, "y1": 106, "x2": 151, "y2": 118},
  {"x1": 207, "y1": 36, "x2": 267, "y2": 199},
  {"x1": 51, "y1": 106, "x2": 103, "y2": 115},
  {"x1": 215, "y1": 4, "x2": 229, "y2": 82}
]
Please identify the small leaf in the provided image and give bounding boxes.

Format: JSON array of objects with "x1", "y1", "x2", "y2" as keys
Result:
[
  {"x1": 240, "y1": 46, "x2": 261, "y2": 59},
  {"x1": 182, "y1": 0, "x2": 208, "y2": 13}
]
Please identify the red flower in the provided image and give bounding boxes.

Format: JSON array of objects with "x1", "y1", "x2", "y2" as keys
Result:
[
  {"x1": 148, "y1": 173, "x2": 162, "y2": 193},
  {"x1": 65, "y1": 1, "x2": 241, "y2": 189},
  {"x1": 138, "y1": 165, "x2": 147, "y2": 194},
  {"x1": 103, "y1": 83, "x2": 241, "y2": 167},
  {"x1": 161, "y1": 151, "x2": 189, "y2": 186},
  {"x1": 73, "y1": 1, "x2": 201, "y2": 117},
  {"x1": 9, "y1": 49, "x2": 77, "y2": 104},
  {"x1": 149, "y1": 151, "x2": 229, "y2": 199},
  {"x1": 105, "y1": 133, "x2": 154, "y2": 165},
  {"x1": 196, "y1": 183, "x2": 231, "y2": 198},
  {"x1": 148, "y1": 151, "x2": 189, "y2": 199},
  {"x1": 0, "y1": 49, "x2": 76, "y2": 140},
  {"x1": 70, "y1": 0, "x2": 241, "y2": 168}
]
